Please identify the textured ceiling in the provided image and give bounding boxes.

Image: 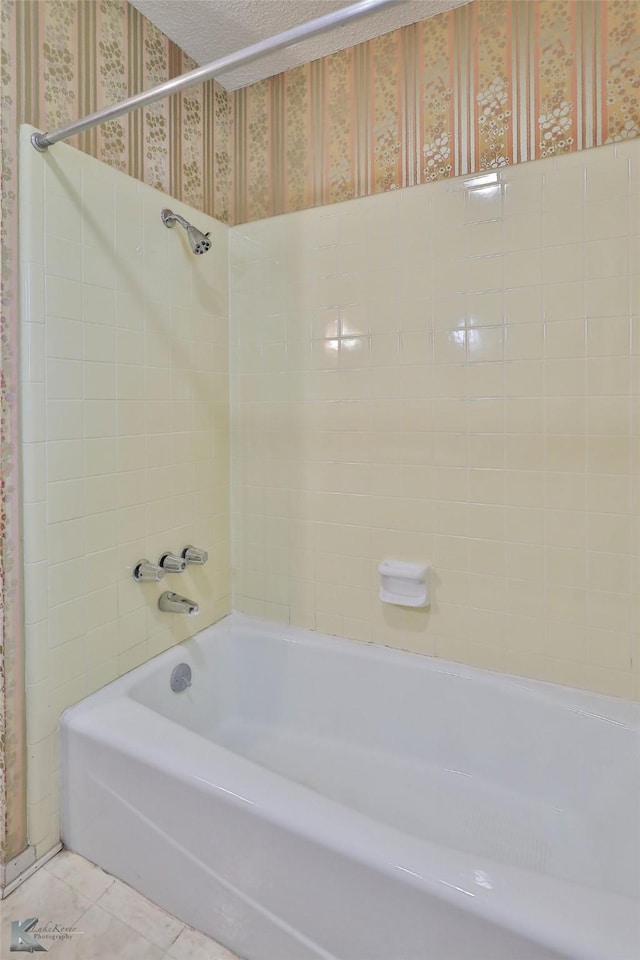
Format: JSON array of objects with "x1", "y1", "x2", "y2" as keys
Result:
[{"x1": 130, "y1": 0, "x2": 470, "y2": 89}]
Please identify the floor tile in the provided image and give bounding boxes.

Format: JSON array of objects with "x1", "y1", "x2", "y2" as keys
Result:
[
  {"x1": 45, "y1": 849, "x2": 115, "y2": 902},
  {"x1": 1, "y1": 867, "x2": 93, "y2": 957},
  {"x1": 2, "y1": 863, "x2": 93, "y2": 918},
  {"x1": 2, "y1": 852, "x2": 241, "y2": 960},
  {"x1": 167, "y1": 924, "x2": 242, "y2": 960},
  {"x1": 97, "y1": 878, "x2": 185, "y2": 950},
  {"x1": 51, "y1": 903, "x2": 165, "y2": 960}
]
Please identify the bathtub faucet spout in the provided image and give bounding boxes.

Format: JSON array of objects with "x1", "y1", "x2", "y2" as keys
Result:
[{"x1": 158, "y1": 591, "x2": 199, "y2": 616}]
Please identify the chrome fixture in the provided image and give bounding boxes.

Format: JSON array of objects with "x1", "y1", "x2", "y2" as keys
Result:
[
  {"x1": 170, "y1": 663, "x2": 192, "y2": 693},
  {"x1": 133, "y1": 560, "x2": 165, "y2": 583},
  {"x1": 30, "y1": 0, "x2": 397, "y2": 151},
  {"x1": 158, "y1": 592, "x2": 199, "y2": 616},
  {"x1": 161, "y1": 209, "x2": 211, "y2": 255},
  {"x1": 182, "y1": 545, "x2": 208, "y2": 565},
  {"x1": 159, "y1": 552, "x2": 187, "y2": 574}
]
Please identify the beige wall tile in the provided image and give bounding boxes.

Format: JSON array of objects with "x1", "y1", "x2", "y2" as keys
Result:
[
  {"x1": 19, "y1": 132, "x2": 231, "y2": 859},
  {"x1": 231, "y1": 141, "x2": 638, "y2": 704}
]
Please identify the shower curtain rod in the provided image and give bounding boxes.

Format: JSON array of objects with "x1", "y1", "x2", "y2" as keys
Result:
[{"x1": 31, "y1": 0, "x2": 401, "y2": 152}]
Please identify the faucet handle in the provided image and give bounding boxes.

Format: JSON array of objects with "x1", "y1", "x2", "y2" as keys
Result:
[
  {"x1": 182, "y1": 545, "x2": 208, "y2": 565},
  {"x1": 133, "y1": 560, "x2": 165, "y2": 583},
  {"x1": 159, "y1": 552, "x2": 187, "y2": 573}
]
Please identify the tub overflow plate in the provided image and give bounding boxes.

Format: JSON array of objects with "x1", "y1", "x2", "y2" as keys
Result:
[{"x1": 170, "y1": 663, "x2": 192, "y2": 693}]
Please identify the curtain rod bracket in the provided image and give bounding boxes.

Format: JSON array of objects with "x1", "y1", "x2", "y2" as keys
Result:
[{"x1": 31, "y1": 132, "x2": 51, "y2": 152}]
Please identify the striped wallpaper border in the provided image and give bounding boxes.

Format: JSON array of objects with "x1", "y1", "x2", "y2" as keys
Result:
[{"x1": 231, "y1": 0, "x2": 640, "y2": 223}]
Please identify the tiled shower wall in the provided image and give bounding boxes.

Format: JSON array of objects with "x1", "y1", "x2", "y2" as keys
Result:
[
  {"x1": 19, "y1": 126, "x2": 230, "y2": 857},
  {"x1": 231, "y1": 140, "x2": 640, "y2": 701},
  {"x1": 2, "y1": 0, "x2": 232, "y2": 865}
]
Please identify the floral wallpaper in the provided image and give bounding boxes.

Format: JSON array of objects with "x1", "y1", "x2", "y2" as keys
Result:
[
  {"x1": 0, "y1": 0, "x2": 232, "y2": 866},
  {"x1": 1, "y1": 0, "x2": 639, "y2": 870},
  {"x1": 231, "y1": 0, "x2": 640, "y2": 223}
]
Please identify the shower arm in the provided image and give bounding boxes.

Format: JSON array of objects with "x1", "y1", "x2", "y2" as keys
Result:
[
  {"x1": 161, "y1": 211, "x2": 191, "y2": 231},
  {"x1": 31, "y1": 0, "x2": 403, "y2": 152}
]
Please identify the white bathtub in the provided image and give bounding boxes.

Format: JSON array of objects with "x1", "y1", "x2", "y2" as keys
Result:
[{"x1": 60, "y1": 614, "x2": 640, "y2": 960}]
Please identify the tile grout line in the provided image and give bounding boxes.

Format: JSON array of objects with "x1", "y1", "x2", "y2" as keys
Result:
[{"x1": 95, "y1": 878, "x2": 187, "y2": 949}]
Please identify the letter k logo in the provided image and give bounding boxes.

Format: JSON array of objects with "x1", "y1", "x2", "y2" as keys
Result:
[{"x1": 10, "y1": 918, "x2": 47, "y2": 952}]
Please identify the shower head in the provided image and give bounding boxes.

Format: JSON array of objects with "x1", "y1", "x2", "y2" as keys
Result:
[
  {"x1": 161, "y1": 209, "x2": 212, "y2": 255},
  {"x1": 186, "y1": 224, "x2": 212, "y2": 255}
]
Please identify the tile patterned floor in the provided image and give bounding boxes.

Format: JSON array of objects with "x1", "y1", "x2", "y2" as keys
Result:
[{"x1": 0, "y1": 850, "x2": 242, "y2": 959}]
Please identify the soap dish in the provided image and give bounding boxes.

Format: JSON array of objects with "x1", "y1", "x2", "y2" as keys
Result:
[{"x1": 378, "y1": 559, "x2": 430, "y2": 608}]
